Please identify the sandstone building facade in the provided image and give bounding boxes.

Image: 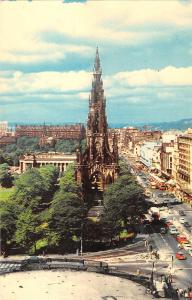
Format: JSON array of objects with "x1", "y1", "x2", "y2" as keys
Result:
[
  {"x1": 15, "y1": 124, "x2": 86, "y2": 142},
  {"x1": 19, "y1": 152, "x2": 76, "y2": 173}
]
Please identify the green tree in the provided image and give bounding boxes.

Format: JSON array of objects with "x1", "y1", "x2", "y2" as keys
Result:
[
  {"x1": 49, "y1": 192, "x2": 83, "y2": 249},
  {"x1": 59, "y1": 164, "x2": 80, "y2": 193},
  {"x1": 0, "y1": 163, "x2": 13, "y2": 187},
  {"x1": 39, "y1": 165, "x2": 59, "y2": 202},
  {"x1": 13, "y1": 168, "x2": 44, "y2": 208},
  {"x1": 15, "y1": 208, "x2": 39, "y2": 253},
  {"x1": 54, "y1": 139, "x2": 79, "y2": 153},
  {"x1": 48, "y1": 165, "x2": 85, "y2": 251},
  {"x1": 102, "y1": 173, "x2": 145, "y2": 235},
  {"x1": 0, "y1": 199, "x2": 18, "y2": 254}
]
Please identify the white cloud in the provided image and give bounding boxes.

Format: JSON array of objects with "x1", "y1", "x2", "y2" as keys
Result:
[
  {"x1": 0, "y1": 66, "x2": 191, "y2": 104},
  {"x1": 0, "y1": 70, "x2": 91, "y2": 95},
  {"x1": 111, "y1": 66, "x2": 192, "y2": 87},
  {"x1": 0, "y1": 1, "x2": 192, "y2": 64}
]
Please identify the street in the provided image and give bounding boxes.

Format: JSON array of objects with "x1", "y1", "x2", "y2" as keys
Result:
[{"x1": 122, "y1": 153, "x2": 192, "y2": 290}]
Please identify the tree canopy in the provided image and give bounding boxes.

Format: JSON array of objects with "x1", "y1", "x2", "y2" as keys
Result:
[
  {"x1": 0, "y1": 137, "x2": 83, "y2": 166},
  {"x1": 48, "y1": 164, "x2": 85, "y2": 251},
  {"x1": 0, "y1": 163, "x2": 13, "y2": 188},
  {"x1": 103, "y1": 174, "x2": 144, "y2": 226},
  {"x1": 0, "y1": 198, "x2": 19, "y2": 253}
]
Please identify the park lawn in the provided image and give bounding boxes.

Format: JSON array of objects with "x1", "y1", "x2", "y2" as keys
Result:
[{"x1": 0, "y1": 187, "x2": 15, "y2": 201}]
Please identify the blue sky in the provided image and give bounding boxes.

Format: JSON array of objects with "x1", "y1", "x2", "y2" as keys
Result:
[{"x1": 0, "y1": 0, "x2": 192, "y2": 125}]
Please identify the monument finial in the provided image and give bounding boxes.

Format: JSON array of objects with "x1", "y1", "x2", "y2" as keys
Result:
[{"x1": 94, "y1": 46, "x2": 101, "y2": 72}]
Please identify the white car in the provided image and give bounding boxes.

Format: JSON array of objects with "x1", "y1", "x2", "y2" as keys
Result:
[
  {"x1": 170, "y1": 228, "x2": 179, "y2": 235},
  {"x1": 183, "y1": 243, "x2": 192, "y2": 251},
  {"x1": 179, "y1": 217, "x2": 186, "y2": 224}
]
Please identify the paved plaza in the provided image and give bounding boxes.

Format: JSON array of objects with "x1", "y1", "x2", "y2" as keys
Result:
[{"x1": 0, "y1": 270, "x2": 154, "y2": 300}]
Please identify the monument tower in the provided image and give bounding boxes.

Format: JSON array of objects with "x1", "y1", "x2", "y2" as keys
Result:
[{"x1": 76, "y1": 47, "x2": 119, "y2": 204}]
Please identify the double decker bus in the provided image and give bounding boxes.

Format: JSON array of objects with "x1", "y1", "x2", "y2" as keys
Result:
[{"x1": 149, "y1": 173, "x2": 166, "y2": 190}]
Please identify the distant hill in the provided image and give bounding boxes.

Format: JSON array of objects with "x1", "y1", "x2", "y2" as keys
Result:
[
  {"x1": 143, "y1": 118, "x2": 192, "y2": 131},
  {"x1": 109, "y1": 118, "x2": 192, "y2": 130}
]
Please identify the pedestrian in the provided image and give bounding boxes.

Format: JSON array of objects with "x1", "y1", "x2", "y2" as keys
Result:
[
  {"x1": 189, "y1": 290, "x2": 192, "y2": 300},
  {"x1": 184, "y1": 290, "x2": 189, "y2": 299},
  {"x1": 179, "y1": 288, "x2": 184, "y2": 297}
]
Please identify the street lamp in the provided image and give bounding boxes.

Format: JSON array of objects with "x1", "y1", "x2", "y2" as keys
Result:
[
  {"x1": 171, "y1": 255, "x2": 174, "y2": 270},
  {"x1": 151, "y1": 261, "x2": 155, "y2": 284},
  {"x1": 80, "y1": 222, "x2": 83, "y2": 256}
]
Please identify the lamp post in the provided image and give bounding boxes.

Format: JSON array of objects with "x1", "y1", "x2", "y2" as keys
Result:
[
  {"x1": 151, "y1": 261, "x2": 155, "y2": 286},
  {"x1": 171, "y1": 255, "x2": 174, "y2": 270},
  {"x1": 80, "y1": 201, "x2": 86, "y2": 256},
  {"x1": 80, "y1": 222, "x2": 83, "y2": 256}
]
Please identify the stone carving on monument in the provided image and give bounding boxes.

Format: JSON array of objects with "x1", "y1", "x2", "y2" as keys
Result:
[{"x1": 75, "y1": 48, "x2": 119, "y2": 204}]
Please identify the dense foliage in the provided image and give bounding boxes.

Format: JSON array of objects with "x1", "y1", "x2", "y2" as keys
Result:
[
  {"x1": 0, "y1": 163, "x2": 14, "y2": 188},
  {"x1": 48, "y1": 164, "x2": 85, "y2": 252},
  {"x1": 100, "y1": 159, "x2": 146, "y2": 242},
  {"x1": 0, "y1": 137, "x2": 85, "y2": 166},
  {"x1": 0, "y1": 198, "x2": 19, "y2": 254},
  {"x1": 0, "y1": 157, "x2": 145, "y2": 255}
]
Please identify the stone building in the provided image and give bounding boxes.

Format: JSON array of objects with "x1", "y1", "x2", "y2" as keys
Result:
[
  {"x1": 0, "y1": 121, "x2": 8, "y2": 136},
  {"x1": 15, "y1": 124, "x2": 86, "y2": 142},
  {"x1": 161, "y1": 142, "x2": 175, "y2": 177},
  {"x1": 140, "y1": 141, "x2": 162, "y2": 170},
  {"x1": 176, "y1": 129, "x2": 192, "y2": 200},
  {"x1": 161, "y1": 131, "x2": 181, "y2": 177},
  {"x1": 19, "y1": 152, "x2": 76, "y2": 173},
  {"x1": 121, "y1": 127, "x2": 162, "y2": 154},
  {"x1": 75, "y1": 48, "x2": 119, "y2": 203}
]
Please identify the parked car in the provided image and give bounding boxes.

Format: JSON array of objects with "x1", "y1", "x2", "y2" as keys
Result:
[
  {"x1": 170, "y1": 228, "x2": 179, "y2": 235},
  {"x1": 170, "y1": 199, "x2": 178, "y2": 205},
  {"x1": 157, "y1": 193, "x2": 163, "y2": 198},
  {"x1": 176, "y1": 235, "x2": 187, "y2": 243},
  {"x1": 176, "y1": 252, "x2": 186, "y2": 260},
  {"x1": 163, "y1": 199, "x2": 170, "y2": 204},
  {"x1": 188, "y1": 249, "x2": 192, "y2": 256},
  {"x1": 169, "y1": 194, "x2": 175, "y2": 198},
  {"x1": 182, "y1": 243, "x2": 192, "y2": 251},
  {"x1": 179, "y1": 210, "x2": 185, "y2": 216},
  {"x1": 183, "y1": 222, "x2": 191, "y2": 228},
  {"x1": 180, "y1": 239, "x2": 190, "y2": 244},
  {"x1": 162, "y1": 193, "x2": 168, "y2": 197},
  {"x1": 179, "y1": 217, "x2": 186, "y2": 224}
]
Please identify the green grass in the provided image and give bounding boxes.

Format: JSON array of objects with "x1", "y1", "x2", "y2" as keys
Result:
[{"x1": 0, "y1": 187, "x2": 15, "y2": 201}]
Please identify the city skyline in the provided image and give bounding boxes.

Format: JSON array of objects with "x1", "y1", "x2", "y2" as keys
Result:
[{"x1": 0, "y1": 0, "x2": 192, "y2": 124}]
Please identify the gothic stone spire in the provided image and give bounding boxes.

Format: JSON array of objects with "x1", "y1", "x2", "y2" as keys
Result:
[{"x1": 75, "y1": 48, "x2": 119, "y2": 202}]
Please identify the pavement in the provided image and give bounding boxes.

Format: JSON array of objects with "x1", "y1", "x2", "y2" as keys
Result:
[{"x1": 0, "y1": 270, "x2": 155, "y2": 300}]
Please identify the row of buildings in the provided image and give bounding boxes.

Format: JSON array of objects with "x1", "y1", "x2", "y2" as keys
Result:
[
  {"x1": 119, "y1": 127, "x2": 192, "y2": 203},
  {"x1": 0, "y1": 122, "x2": 86, "y2": 146}
]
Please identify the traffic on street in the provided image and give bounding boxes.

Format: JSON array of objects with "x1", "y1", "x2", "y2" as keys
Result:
[{"x1": 121, "y1": 153, "x2": 192, "y2": 293}]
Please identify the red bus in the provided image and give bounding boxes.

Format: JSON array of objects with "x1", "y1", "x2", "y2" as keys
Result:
[{"x1": 149, "y1": 173, "x2": 166, "y2": 190}]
